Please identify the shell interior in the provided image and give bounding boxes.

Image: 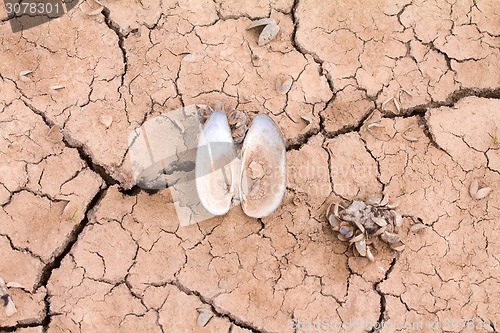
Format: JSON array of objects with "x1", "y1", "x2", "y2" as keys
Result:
[{"x1": 196, "y1": 112, "x2": 286, "y2": 218}]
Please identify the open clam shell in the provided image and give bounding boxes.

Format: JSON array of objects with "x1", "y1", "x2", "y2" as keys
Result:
[
  {"x1": 240, "y1": 115, "x2": 286, "y2": 218},
  {"x1": 195, "y1": 111, "x2": 238, "y2": 216}
]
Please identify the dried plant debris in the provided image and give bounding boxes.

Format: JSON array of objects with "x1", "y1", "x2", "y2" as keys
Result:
[
  {"x1": 469, "y1": 179, "x2": 492, "y2": 200},
  {"x1": 197, "y1": 103, "x2": 249, "y2": 144},
  {"x1": 247, "y1": 18, "x2": 280, "y2": 46},
  {"x1": 326, "y1": 196, "x2": 406, "y2": 262},
  {"x1": 0, "y1": 277, "x2": 26, "y2": 317}
]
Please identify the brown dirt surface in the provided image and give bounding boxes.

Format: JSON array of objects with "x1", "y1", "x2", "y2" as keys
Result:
[{"x1": 1, "y1": 0, "x2": 499, "y2": 332}]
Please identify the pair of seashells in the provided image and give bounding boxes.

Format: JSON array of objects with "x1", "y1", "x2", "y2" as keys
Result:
[{"x1": 195, "y1": 109, "x2": 286, "y2": 218}]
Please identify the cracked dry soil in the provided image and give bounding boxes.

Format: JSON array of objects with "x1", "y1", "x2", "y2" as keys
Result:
[{"x1": 0, "y1": 0, "x2": 499, "y2": 332}]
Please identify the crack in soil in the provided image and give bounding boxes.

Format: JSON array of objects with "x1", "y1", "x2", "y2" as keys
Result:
[
  {"x1": 168, "y1": 280, "x2": 267, "y2": 333},
  {"x1": 369, "y1": 257, "x2": 397, "y2": 333}
]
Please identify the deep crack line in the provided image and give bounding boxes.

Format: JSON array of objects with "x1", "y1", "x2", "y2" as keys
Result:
[
  {"x1": 39, "y1": 187, "x2": 109, "y2": 333},
  {"x1": 102, "y1": 7, "x2": 128, "y2": 93},
  {"x1": 370, "y1": 257, "x2": 397, "y2": 333},
  {"x1": 168, "y1": 280, "x2": 268, "y2": 333}
]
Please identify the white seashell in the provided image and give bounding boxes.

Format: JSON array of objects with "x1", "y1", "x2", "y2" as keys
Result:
[
  {"x1": 100, "y1": 115, "x2": 113, "y2": 128},
  {"x1": 410, "y1": 223, "x2": 426, "y2": 233},
  {"x1": 327, "y1": 214, "x2": 340, "y2": 230},
  {"x1": 355, "y1": 239, "x2": 367, "y2": 256},
  {"x1": 19, "y1": 70, "x2": 32, "y2": 82},
  {"x1": 402, "y1": 133, "x2": 418, "y2": 142},
  {"x1": 393, "y1": 97, "x2": 401, "y2": 113},
  {"x1": 46, "y1": 125, "x2": 63, "y2": 143},
  {"x1": 372, "y1": 217, "x2": 387, "y2": 227},
  {"x1": 381, "y1": 231, "x2": 401, "y2": 244},
  {"x1": 5, "y1": 295, "x2": 17, "y2": 316},
  {"x1": 366, "y1": 246, "x2": 375, "y2": 262},
  {"x1": 276, "y1": 75, "x2": 293, "y2": 95},
  {"x1": 469, "y1": 179, "x2": 479, "y2": 197},
  {"x1": 474, "y1": 187, "x2": 491, "y2": 200},
  {"x1": 49, "y1": 85, "x2": 65, "y2": 93},
  {"x1": 379, "y1": 195, "x2": 389, "y2": 206},
  {"x1": 349, "y1": 233, "x2": 365, "y2": 243},
  {"x1": 247, "y1": 18, "x2": 277, "y2": 30},
  {"x1": 366, "y1": 194, "x2": 382, "y2": 205},
  {"x1": 183, "y1": 53, "x2": 196, "y2": 62},
  {"x1": 195, "y1": 111, "x2": 237, "y2": 216},
  {"x1": 353, "y1": 219, "x2": 365, "y2": 233},
  {"x1": 386, "y1": 202, "x2": 399, "y2": 209},
  {"x1": 372, "y1": 225, "x2": 386, "y2": 237},
  {"x1": 381, "y1": 97, "x2": 393, "y2": 110},
  {"x1": 391, "y1": 243, "x2": 405, "y2": 252},
  {"x1": 258, "y1": 23, "x2": 280, "y2": 46},
  {"x1": 393, "y1": 211, "x2": 403, "y2": 227},
  {"x1": 0, "y1": 277, "x2": 5, "y2": 288},
  {"x1": 5, "y1": 282, "x2": 25, "y2": 289},
  {"x1": 367, "y1": 123, "x2": 385, "y2": 129},
  {"x1": 240, "y1": 115, "x2": 286, "y2": 218},
  {"x1": 197, "y1": 308, "x2": 213, "y2": 327},
  {"x1": 247, "y1": 18, "x2": 279, "y2": 46}
]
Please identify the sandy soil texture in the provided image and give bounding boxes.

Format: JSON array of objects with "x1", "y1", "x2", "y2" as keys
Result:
[{"x1": 1, "y1": 0, "x2": 499, "y2": 332}]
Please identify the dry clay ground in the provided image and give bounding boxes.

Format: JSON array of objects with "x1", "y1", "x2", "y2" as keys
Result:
[{"x1": 0, "y1": 0, "x2": 499, "y2": 332}]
